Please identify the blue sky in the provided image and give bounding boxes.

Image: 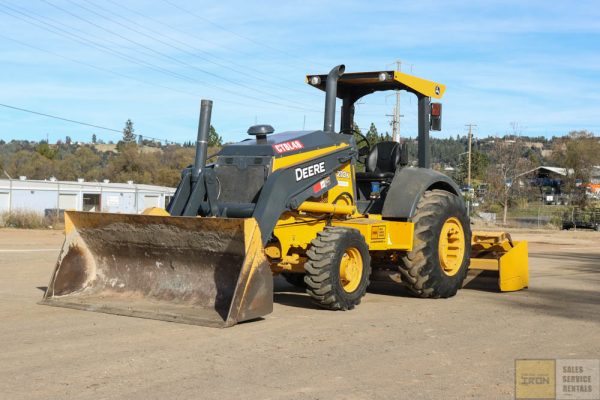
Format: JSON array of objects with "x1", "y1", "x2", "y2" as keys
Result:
[{"x1": 0, "y1": 0, "x2": 599, "y2": 144}]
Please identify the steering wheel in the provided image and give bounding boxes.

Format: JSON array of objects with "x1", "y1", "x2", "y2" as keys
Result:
[{"x1": 340, "y1": 129, "x2": 371, "y2": 164}]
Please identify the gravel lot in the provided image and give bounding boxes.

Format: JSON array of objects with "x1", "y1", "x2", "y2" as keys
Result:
[{"x1": 0, "y1": 228, "x2": 598, "y2": 399}]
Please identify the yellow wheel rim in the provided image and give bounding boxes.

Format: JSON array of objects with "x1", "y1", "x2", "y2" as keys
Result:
[
  {"x1": 438, "y1": 217, "x2": 466, "y2": 276},
  {"x1": 339, "y1": 247, "x2": 363, "y2": 293}
]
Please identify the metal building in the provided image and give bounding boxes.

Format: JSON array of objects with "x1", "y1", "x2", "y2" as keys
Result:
[{"x1": 0, "y1": 177, "x2": 175, "y2": 215}]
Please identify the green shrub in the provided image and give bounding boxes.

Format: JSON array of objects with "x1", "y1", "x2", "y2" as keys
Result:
[{"x1": 486, "y1": 204, "x2": 503, "y2": 214}]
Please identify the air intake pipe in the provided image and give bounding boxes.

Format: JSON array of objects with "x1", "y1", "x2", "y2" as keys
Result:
[
  {"x1": 193, "y1": 99, "x2": 213, "y2": 179},
  {"x1": 323, "y1": 64, "x2": 345, "y2": 133}
]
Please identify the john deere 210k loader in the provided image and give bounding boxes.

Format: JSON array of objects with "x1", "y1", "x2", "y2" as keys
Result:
[{"x1": 41, "y1": 65, "x2": 528, "y2": 327}]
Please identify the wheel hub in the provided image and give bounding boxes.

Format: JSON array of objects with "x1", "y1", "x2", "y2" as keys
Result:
[
  {"x1": 438, "y1": 217, "x2": 466, "y2": 276},
  {"x1": 339, "y1": 247, "x2": 363, "y2": 293}
]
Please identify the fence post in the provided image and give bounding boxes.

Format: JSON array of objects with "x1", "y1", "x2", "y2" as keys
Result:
[{"x1": 8, "y1": 176, "x2": 12, "y2": 214}]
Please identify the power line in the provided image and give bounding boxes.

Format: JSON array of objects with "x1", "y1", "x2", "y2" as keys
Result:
[
  {"x1": 160, "y1": 0, "x2": 330, "y2": 69},
  {"x1": 0, "y1": 3, "x2": 202, "y2": 84},
  {"x1": 0, "y1": 102, "x2": 121, "y2": 133},
  {"x1": 0, "y1": 102, "x2": 178, "y2": 145},
  {"x1": 40, "y1": 0, "x2": 315, "y2": 111},
  {"x1": 0, "y1": 2, "x2": 318, "y2": 113},
  {"x1": 0, "y1": 33, "x2": 200, "y2": 99},
  {"x1": 0, "y1": 16, "x2": 287, "y2": 111},
  {"x1": 87, "y1": 0, "x2": 320, "y2": 96}
]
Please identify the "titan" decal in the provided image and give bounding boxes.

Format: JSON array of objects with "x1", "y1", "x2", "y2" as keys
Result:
[
  {"x1": 272, "y1": 140, "x2": 304, "y2": 154},
  {"x1": 295, "y1": 161, "x2": 325, "y2": 181}
]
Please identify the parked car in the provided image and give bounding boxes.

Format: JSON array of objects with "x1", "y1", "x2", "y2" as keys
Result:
[{"x1": 562, "y1": 208, "x2": 600, "y2": 231}]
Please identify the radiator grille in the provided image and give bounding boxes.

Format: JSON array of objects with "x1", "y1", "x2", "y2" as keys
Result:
[{"x1": 214, "y1": 164, "x2": 266, "y2": 203}]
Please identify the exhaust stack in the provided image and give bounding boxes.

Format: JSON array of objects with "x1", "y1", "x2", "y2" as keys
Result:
[
  {"x1": 193, "y1": 99, "x2": 213, "y2": 179},
  {"x1": 323, "y1": 64, "x2": 345, "y2": 133}
]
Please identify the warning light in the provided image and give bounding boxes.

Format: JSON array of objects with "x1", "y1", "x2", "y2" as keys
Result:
[{"x1": 430, "y1": 102, "x2": 442, "y2": 131}]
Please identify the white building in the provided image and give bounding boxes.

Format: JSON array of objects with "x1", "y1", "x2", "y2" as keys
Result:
[{"x1": 0, "y1": 177, "x2": 176, "y2": 215}]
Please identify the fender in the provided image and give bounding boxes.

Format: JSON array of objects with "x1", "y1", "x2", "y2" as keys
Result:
[{"x1": 382, "y1": 167, "x2": 463, "y2": 220}]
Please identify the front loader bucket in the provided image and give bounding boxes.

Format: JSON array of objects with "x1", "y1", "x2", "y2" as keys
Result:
[
  {"x1": 40, "y1": 211, "x2": 273, "y2": 327},
  {"x1": 469, "y1": 231, "x2": 529, "y2": 292}
]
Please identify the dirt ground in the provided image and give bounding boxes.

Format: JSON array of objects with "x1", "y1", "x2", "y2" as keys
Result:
[{"x1": 0, "y1": 228, "x2": 598, "y2": 400}]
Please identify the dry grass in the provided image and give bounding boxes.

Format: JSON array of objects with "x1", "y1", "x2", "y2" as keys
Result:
[{"x1": 0, "y1": 210, "x2": 49, "y2": 229}]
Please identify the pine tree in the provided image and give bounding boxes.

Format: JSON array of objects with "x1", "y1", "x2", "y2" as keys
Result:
[
  {"x1": 122, "y1": 119, "x2": 136, "y2": 143},
  {"x1": 208, "y1": 125, "x2": 223, "y2": 147},
  {"x1": 366, "y1": 122, "x2": 380, "y2": 144},
  {"x1": 92, "y1": 134, "x2": 97, "y2": 144}
]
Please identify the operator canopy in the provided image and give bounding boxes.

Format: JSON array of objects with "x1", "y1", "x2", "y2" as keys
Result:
[{"x1": 306, "y1": 70, "x2": 446, "y2": 101}]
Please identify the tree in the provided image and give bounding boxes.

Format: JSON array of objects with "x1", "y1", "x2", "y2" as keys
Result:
[
  {"x1": 122, "y1": 119, "x2": 136, "y2": 143},
  {"x1": 92, "y1": 134, "x2": 97, "y2": 144},
  {"x1": 65, "y1": 136, "x2": 72, "y2": 145},
  {"x1": 380, "y1": 131, "x2": 392, "y2": 141},
  {"x1": 58, "y1": 147, "x2": 102, "y2": 181},
  {"x1": 35, "y1": 141, "x2": 57, "y2": 160},
  {"x1": 351, "y1": 122, "x2": 363, "y2": 144},
  {"x1": 3, "y1": 150, "x2": 56, "y2": 180},
  {"x1": 551, "y1": 130, "x2": 600, "y2": 207},
  {"x1": 107, "y1": 144, "x2": 156, "y2": 184},
  {"x1": 455, "y1": 150, "x2": 489, "y2": 185},
  {"x1": 484, "y1": 138, "x2": 531, "y2": 224},
  {"x1": 208, "y1": 125, "x2": 222, "y2": 147},
  {"x1": 365, "y1": 122, "x2": 380, "y2": 145}
]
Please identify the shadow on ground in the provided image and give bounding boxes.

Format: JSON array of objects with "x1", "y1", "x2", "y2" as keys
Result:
[
  {"x1": 273, "y1": 275, "x2": 418, "y2": 310},
  {"x1": 489, "y1": 287, "x2": 600, "y2": 323},
  {"x1": 530, "y1": 252, "x2": 600, "y2": 278},
  {"x1": 463, "y1": 270, "x2": 503, "y2": 292}
]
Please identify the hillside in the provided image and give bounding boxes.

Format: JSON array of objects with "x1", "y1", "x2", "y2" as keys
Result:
[
  {"x1": 0, "y1": 140, "x2": 220, "y2": 187},
  {"x1": 0, "y1": 131, "x2": 596, "y2": 189}
]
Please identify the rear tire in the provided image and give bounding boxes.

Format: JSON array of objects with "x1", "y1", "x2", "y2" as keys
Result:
[
  {"x1": 304, "y1": 227, "x2": 371, "y2": 310},
  {"x1": 399, "y1": 190, "x2": 471, "y2": 298}
]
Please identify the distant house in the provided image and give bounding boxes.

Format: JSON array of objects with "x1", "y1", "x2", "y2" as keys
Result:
[
  {"x1": 0, "y1": 178, "x2": 175, "y2": 215},
  {"x1": 519, "y1": 166, "x2": 573, "y2": 205}
]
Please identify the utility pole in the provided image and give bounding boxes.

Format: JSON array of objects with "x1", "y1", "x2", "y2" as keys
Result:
[
  {"x1": 393, "y1": 60, "x2": 402, "y2": 142},
  {"x1": 389, "y1": 60, "x2": 413, "y2": 142},
  {"x1": 386, "y1": 105, "x2": 403, "y2": 140},
  {"x1": 465, "y1": 124, "x2": 477, "y2": 188}
]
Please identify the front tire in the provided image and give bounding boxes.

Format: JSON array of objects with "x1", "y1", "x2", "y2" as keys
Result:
[
  {"x1": 399, "y1": 190, "x2": 471, "y2": 298},
  {"x1": 304, "y1": 227, "x2": 371, "y2": 310}
]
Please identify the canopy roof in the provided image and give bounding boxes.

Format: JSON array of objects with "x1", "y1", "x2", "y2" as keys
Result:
[{"x1": 306, "y1": 70, "x2": 446, "y2": 100}]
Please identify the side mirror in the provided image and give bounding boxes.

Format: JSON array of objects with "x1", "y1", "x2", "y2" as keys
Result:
[{"x1": 430, "y1": 102, "x2": 442, "y2": 131}]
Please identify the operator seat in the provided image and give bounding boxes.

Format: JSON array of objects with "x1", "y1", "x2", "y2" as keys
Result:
[{"x1": 356, "y1": 141, "x2": 407, "y2": 181}]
